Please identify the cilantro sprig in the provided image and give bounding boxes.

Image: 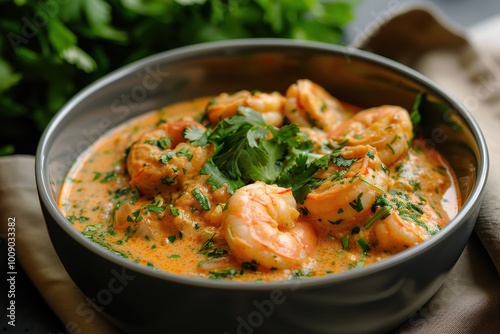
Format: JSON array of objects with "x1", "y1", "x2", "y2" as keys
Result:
[{"x1": 186, "y1": 107, "x2": 333, "y2": 199}]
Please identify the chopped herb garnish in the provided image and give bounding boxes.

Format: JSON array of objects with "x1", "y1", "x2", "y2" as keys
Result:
[
  {"x1": 145, "y1": 202, "x2": 165, "y2": 213},
  {"x1": 349, "y1": 193, "x2": 364, "y2": 212},
  {"x1": 341, "y1": 235, "x2": 349, "y2": 251},
  {"x1": 242, "y1": 259, "x2": 260, "y2": 271},
  {"x1": 130, "y1": 186, "x2": 140, "y2": 204},
  {"x1": 159, "y1": 151, "x2": 176, "y2": 164},
  {"x1": 192, "y1": 188, "x2": 211, "y2": 211},
  {"x1": 144, "y1": 137, "x2": 172, "y2": 150},
  {"x1": 114, "y1": 186, "x2": 130, "y2": 198},
  {"x1": 209, "y1": 268, "x2": 242, "y2": 279},
  {"x1": 169, "y1": 204, "x2": 180, "y2": 217},
  {"x1": 364, "y1": 206, "x2": 392, "y2": 229},
  {"x1": 198, "y1": 234, "x2": 227, "y2": 259},
  {"x1": 386, "y1": 143, "x2": 395, "y2": 155},
  {"x1": 127, "y1": 209, "x2": 143, "y2": 223},
  {"x1": 93, "y1": 171, "x2": 102, "y2": 181},
  {"x1": 161, "y1": 176, "x2": 176, "y2": 185},
  {"x1": 167, "y1": 235, "x2": 176, "y2": 243},
  {"x1": 357, "y1": 238, "x2": 371, "y2": 253},
  {"x1": 291, "y1": 268, "x2": 312, "y2": 277},
  {"x1": 359, "y1": 176, "x2": 385, "y2": 192},
  {"x1": 100, "y1": 171, "x2": 117, "y2": 183},
  {"x1": 177, "y1": 147, "x2": 193, "y2": 160},
  {"x1": 82, "y1": 223, "x2": 102, "y2": 236}
]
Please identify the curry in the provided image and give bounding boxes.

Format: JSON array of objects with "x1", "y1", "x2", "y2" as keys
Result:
[{"x1": 58, "y1": 79, "x2": 460, "y2": 282}]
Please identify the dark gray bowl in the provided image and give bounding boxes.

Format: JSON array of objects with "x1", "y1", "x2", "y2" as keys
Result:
[{"x1": 36, "y1": 39, "x2": 488, "y2": 334}]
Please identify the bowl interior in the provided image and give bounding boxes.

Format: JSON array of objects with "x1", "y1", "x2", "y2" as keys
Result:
[{"x1": 37, "y1": 39, "x2": 487, "y2": 285}]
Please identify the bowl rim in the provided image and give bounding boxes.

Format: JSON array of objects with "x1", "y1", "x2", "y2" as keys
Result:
[{"x1": 35, "y1": 38, "x2": 489, "y2": 291}]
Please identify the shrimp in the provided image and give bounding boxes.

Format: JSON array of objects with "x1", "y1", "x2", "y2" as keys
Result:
[
  {"x1": 206, "y1": 90, "x2": 285, "y2": 127},
  {"x1": 222, "y1": 181, "x2": 318, "y2": 270},
  {"x1": 284, "y1": 79, "x2": 348, "y2": 132},
  {"x1": 126, "y1": 119, "x2": 211, "y2": 196},
  {"x1": 303, "y1": 145, "x2": 393, "y2": 234},
  {"x1": 371, "y1": 191, "x2": 445, "y2": 253},
  {"x1": 329, "y1": 105, "x2": 413, "y2": 166}
]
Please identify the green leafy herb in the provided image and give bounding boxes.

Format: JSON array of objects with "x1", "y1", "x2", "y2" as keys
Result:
[
  {"x1": 191, "y1": 188, "x2": 211, "y2": 211},
  {"x1": 177, "y1": 147, "x2": 193, "y2": 160},
  {"x1": 349, "y1": 193, "x2": 364, "y2": 212},
  {"x1": 93, "y1": 171, "x2": 103, "y2": 181},
  {"x1": 145, "y1": 203, "x2": 165, "y2": 213},
  {"x1": 329, "y1": 219, "x2": 344, "y2": 225},
  {"x1": 1, "y1": 1, "x2": 356, "y2": 155},
  {"x1": 198, "y1": 234, "x2": 227, "y2": 259},
  {"x1": 242, "y1": 260, "x2": 260, "y2": 272},
  {"x1": 291, "y1": 268, "x2": 313, "y2": 277},
  {"x1": 364, "y1": 206, "x2": 392, "y2": 229},
  {"x1": 169, "y1": 204, "x2": 180, "y2": 217},
  {"x1": 100, "y1": 171, "x2": 117, "y2": 183},
  {"x1": 159, "y1": 151, "x2": 176, "y2": 164},
  {"x1": 161, "y1": 176, "x2": 177, "y2": 185},
  {"x1": 193, "y1": 108, "x2": 332, "y2": 201},
  {"x1": 126, "y1": 209, "x2": 143, "y2": 223},
  {"x1": 209, "y1": 268, "x2": 242, "y2": 279},
  {"x1": 341, "y1": 235, "x2": 349, "y2": 251},
  {"x1": 386, "y1": 143, "x2": 395, "y2": 155},
  {"x1": 144, "y1": 137, "x2": 172, "y2": 150},
  {"x1": 356, "y1": 238, "x2": 371, "y2": 253}
]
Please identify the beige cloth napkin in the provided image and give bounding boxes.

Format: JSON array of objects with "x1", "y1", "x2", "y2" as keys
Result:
[
  {"x1": 0, "y1": 155, "x2": 121, "y2": 333},
  {"x1": 1, "y1": 4, "x2": 499, "y2": 334}
]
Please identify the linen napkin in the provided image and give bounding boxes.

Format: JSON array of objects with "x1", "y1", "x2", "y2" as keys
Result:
[
  {"x1": 0, "y1": 155, "x2": 121, "y2": 333},
  {"x1": 1, "y1": 4, "x2": 499, "y2": 334}
]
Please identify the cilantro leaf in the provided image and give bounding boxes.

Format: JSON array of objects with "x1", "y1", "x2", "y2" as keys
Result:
[{"x1": 184, "y1": 126, "x2": 209, "y2": 147}]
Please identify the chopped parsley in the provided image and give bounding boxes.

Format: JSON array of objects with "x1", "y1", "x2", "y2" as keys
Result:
[
  {"x1": 144, "y1": 136, "x2": 172, "y2": 150},
  {"x1": 100, "y1": 171, "x2": 117, "y2": 183},
  {"x1": 209, "y1": 268, "x2": 242, "y2": 279},
  {"x1": 191, "y1": 188, "x2": 211, "y2": 211},
  {"x1": 349, "y1": 193, "x2": 364, "y2": 212}
]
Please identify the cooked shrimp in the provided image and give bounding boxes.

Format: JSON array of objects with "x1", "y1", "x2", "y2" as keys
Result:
[
  {"x1": 371, "y1": 191, "x2": 445, "y2": 253},
  {"x1": 126, "y1": 119, "x2": 211, "y2": 196},
  {"x1": 222, "y1": 182, "x2": 318, "y2": 270},
  {"x1": 206, "y1": 90, "x2": 285, "y2": 126},
  {"x1": 284, "y1": 79, "x2": 348, "y2": 132},
  {"x1": 329, "y1": 105, "x2": 413, "y2": 166},
  {"x1": 303, "y1": 145, "x2": 392, "y2": 234}
]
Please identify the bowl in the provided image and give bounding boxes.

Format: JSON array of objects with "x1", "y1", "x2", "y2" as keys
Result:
[{"x1": 36, "y1": 39, "x2": 489, "y2": 334}]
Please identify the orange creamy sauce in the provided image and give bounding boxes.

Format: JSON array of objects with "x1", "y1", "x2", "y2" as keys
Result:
[{"x1": 59, "y1": 92, "x2": 461, "y2": 282}]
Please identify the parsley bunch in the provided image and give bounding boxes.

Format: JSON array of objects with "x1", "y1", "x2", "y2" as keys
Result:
[{"x1": 0, "y1": 0, "x2": 358, "y2": 155}]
